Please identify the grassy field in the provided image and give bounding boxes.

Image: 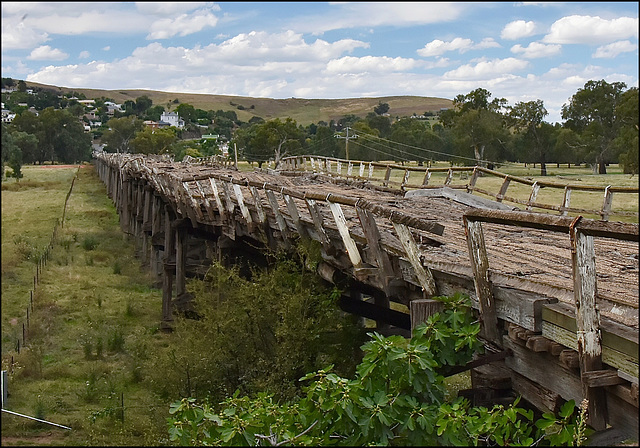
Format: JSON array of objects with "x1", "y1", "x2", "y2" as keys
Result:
[{"x1": 2, "y1": 165, "x2": 170, "y2": 445}]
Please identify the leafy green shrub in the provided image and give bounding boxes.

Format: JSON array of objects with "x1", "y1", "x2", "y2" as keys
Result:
[
  {"x1": 167, "y1": 294, "x2": 593, "y2": 446},
  {"x1": 113, "y1": 260, "x2": 122, "y2": 274},
  {"x1": 82, "y1": 235, "x2": 99, "y2": 251},
  {"x1": 107, "y1": 328, "x2": 125, "y2": 353}
]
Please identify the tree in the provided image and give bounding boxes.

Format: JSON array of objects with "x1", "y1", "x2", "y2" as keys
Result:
[
  {"x1": 373, "y1": 101, "x2": 390, "y2": 115},
  {"x1": 251, "y1": 118, "x2": 304, "y2": 168},
  {"x1": 613, "y1": 87, "x2": 639, "y2": 175},
  {"x1": 102, "y1": 116, "x2": 144, "y2": 153},
  {"x1": 508, "y1": 100, "x2": 552, "y2": 175},
  {"x1": 442, "y1": 88, "x2": 510, "y2": 166},
  {"x1": 561, "y1": 79, "x2": 627, "y2": 174},
  {"x1": 176, "y1": 103, "x2": 196, "y2": 124},
  {"x1": 130, "y1": 127, "x2": 177, "y2": 155},
  {"x1": 135, "y1": 95, "x2": 153, "y2": 115}
]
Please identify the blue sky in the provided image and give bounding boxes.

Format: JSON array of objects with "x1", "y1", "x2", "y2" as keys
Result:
[{"x1": 1, "y1": 2, "x2": 638, "y2": 123}]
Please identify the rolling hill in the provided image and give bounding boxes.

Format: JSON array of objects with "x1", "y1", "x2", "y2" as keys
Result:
[{"x1": 24, "y1": 81, "x2": 453, "y2": 125}]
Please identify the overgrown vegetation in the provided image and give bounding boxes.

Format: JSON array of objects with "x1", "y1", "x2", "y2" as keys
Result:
[{"x1": 167, "y1": 294, "x2": 593, "y2": 446}]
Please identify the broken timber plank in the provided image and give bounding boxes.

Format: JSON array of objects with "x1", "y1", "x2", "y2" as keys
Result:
[{"x1": 392, "y1": 221, "x2": 437, "y2": 298}]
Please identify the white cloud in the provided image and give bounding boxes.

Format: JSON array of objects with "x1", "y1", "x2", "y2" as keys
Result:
[
  {"x1": 291, "y1": 2, "x2": 464, "y2": 34},
  {"x1": 418, "y1": 37, "x2": 500, "y2": 57},
  {"x1": 79, "y1": 51, "x2": 90, "y2": 59},
  {"x1": 103, "y1": 46, "x2": 111, "y2": 51},
  {"x1": 543, "y1": 15, "x2": 639, "y2": 45},
  {"x1": 325, "y1": 56, "x2": 419, "y2": 74},
  {"x1": 417, "y1": 38, "x2": 474, "y2": 57},
  {"x1": 27, "y1": 45, "x2": 69, "y2": 61},
  {"x1": 511, "y1": 42, "x2": 562, "y2": 58},
  {"x1": 146, "y1": 8, "x2": 220, "y2": 39},
  {"x1": 135, "y1": 2, "x2": 212, "y2": 16},
  {"x1": 593, "y1": 40, "x2": 638, "y2": 59},
  {"x1": 501, "y1": 20, "x2": 537, "y2": 40},
  {"x1": 1, "y1": 20, "x2": 49, "y2": 50},
  {"x1": 443, "y1": 57, "x2": 529, "y2": 79}
]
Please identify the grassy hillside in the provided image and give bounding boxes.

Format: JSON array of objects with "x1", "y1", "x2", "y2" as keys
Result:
[{"x1": 24, "y1": 81, "x2": 453, "y2": 125}]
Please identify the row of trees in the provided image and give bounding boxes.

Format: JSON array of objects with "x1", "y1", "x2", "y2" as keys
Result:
[
  {"x1": 232, "y1": 80, "x2": 638, "y2": 175},
  {"x1": 2, "y1": 79, "x2": 638, "y2": 180}
]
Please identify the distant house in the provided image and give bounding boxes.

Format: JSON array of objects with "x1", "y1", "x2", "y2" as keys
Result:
[
  {"x1": 1, "y1": 110, "x2": 16, "y2": 123},
  {"x1": 143, "y1": 120, "x2": 160, "y2": 131},
  {"x1": 104, "y1": 101, "x2": 123, "y2": 116},
  {"x1": 159, "y1": 111, "x2": 184, "y2": 129}
]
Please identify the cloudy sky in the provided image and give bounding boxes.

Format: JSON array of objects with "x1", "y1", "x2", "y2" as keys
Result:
[{"x1": 1, "y1": 2, "x2": 638, "y2": 123}]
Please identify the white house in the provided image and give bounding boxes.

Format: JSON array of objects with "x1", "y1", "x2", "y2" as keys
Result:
[{"x1": 159, "y1": 111, "x2": 184, "y2": 129}]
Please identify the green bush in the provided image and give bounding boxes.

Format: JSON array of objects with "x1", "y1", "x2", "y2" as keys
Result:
[{"x1": 82, "y1": 235, "x2": 99, "y2": 251}]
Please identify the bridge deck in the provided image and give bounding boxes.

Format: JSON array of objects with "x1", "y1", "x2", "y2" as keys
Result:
[{"x1": 94, "y1": 153, "x2": 638, "y2": 439}]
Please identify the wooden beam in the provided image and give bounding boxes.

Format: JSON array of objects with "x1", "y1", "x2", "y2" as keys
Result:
[
  {"x1": 392, "y1": 221, "x2": 437, "y2": 298},
  {"x1": 328, "y1": 201, "x2": 362, "y2": 267},
  {"x1": 356, "y1": 206, "x2": 395, "y2": 293},
  {"x1": 571, "y1": 223, "x2": 607, "y2": 430},
  {"x1": 232, "y1": 184, "x2": 253, "y2": 224},
  {"x1": 463, "y1": 217, "x2": 500, "y2": 344}
]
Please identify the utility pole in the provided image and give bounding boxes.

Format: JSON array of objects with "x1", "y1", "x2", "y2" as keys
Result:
[{"x1": 335, "y1": 127, "x2": 358, "y2": 160}]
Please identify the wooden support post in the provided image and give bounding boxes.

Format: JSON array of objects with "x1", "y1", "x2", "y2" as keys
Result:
[
  {"x1": 468, "y1": 166, "x2": 479, "y2": 193},
  {"x1": 392, "y1": 222, "x2": 437, "y2": 298},
  {"x1": 526, "y1": 181, "x2": 540, "y2": 211},
  {"x1": 175, "y1": 224, "x2": 187, "y2": 300},
  {"x1": 283, "y1": 194, "x2": 307, "y2": 238},
  {"x1": 496, "y1": 176, "x2": 510, "y2": 202},
  {"x1": 161, "y1": 206, "x2": 175, "y2": 330},
  {"x1": 410, "y1": 299, "x2": 444, "y2": 334},
  {"x1": 401, "y1": 170, "x2": 410, "y2": 189},
  {"x1": 359, "y1": 162, "x2": 365, "y2": 178},
  {"x1": 220, "y1": 180, "x2": 236, "y2": 215},
  {"x1": 383, "y1": 166, "x2": 392, "y2": 187},
  {"x1": 601, "y1": 185, "x2": 613, "y2": 221},
  {"x1": 305, "y1": 199, "x2": 331, "y2": 251},
  {"x1": 561, "y1": 186, "x2": 572, "y2": 216},
  {"x1": 463, "y1": 216, "x2": 500, "y2": 344},
  {"x1": 422, "y1": 169, "x2": 431, "y2": 186},
  {"x1": 209, "y1": 178, "x2": 226, "y2": 217},
  {"x1": 265, "y1": 190, "x2": 290, "y2": 245},
  {"x1": 444, "y1": 168, "x2": 453, "y2": 186},
  {"x1": 328, "y1": 201, "x2": 362, "y2": 267},
  {"x1": 249, "y1": 186, "x2": 267, "y2": 224},
  {"x1": 570, "y1": 221, "x2": 607, "y2": 430},
  {"x1": 356, "y1": 206, "x2": 395, "y2": 293},
  {"x1": 233, "y1": 184, "x2": 253, "y2": 224}
]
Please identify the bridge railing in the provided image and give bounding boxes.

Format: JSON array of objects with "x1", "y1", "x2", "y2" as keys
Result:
[{"x1": 281, "y1": 155, "x2": 638, "y2": 222}]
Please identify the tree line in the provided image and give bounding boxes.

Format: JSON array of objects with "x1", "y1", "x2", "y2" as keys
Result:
[{"x1": 2, "y1": 78, "x2": 638, "y2": 181}]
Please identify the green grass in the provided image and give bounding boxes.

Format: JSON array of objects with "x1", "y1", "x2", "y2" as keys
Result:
[{"x1": 2, "y1": 165, "x2": 169, "y2": 445}]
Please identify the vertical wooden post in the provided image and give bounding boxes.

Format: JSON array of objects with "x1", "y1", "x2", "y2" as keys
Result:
[
  {"x1": 383, "y1": 166, "x2": 392, "y2": 187},
  {"x1": 561, "y1": 186, "x2": 572, "y2": 216},
  {"x1": 305, "y1": 198, "x2": 331, "y2": 252},
  {"x1": 601, "y1": 186, "x2": 613, "y2": 221},
  {"x1": 463, "y1": 216, "x2": 499, "y2": 344},
  {"x1": 570, "y1": 220, "x2": 607, "y2": 430},
  {"x1": 161, "y1": 206, "x2": 175, "y2": 330},
  {"x1": 422, "y1": 169, "x2": 431, "y2": 186},
  {"x1": 496, "y1": 176, "x2": 510, "y2": 202},
  {"x1": 175, "y1": 223, "x2": 188, "y2": 301},
  {"x1": 356, "y1": 206, "x2": 395, "y2": 293},
  {"x1": 526, "y1": 181, "x2": 540, "y2": 211},
  {"x1": 410, "y1": 299, "x2": 444, "y2": 334}
]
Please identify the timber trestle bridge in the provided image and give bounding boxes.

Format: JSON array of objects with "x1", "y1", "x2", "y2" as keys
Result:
[{"x1": 93, "y1": 152, "x2": 638, "y2": 441}]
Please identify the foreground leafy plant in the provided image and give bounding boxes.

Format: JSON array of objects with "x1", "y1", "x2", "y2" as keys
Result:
[{"x1": 167, "y1": 293, "x2": 592, "y2": 446}]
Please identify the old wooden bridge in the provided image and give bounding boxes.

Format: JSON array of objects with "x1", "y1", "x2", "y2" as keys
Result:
[{"x1": 93, "y1": 152, "x2": 638, "y2": 441}]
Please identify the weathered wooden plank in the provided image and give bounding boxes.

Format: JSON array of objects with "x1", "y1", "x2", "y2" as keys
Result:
[
  {"x1": 410, "y1": 299, "x2": 444, "y2": 333},
  {"x1": 249, "y1": 186, "x2": 267, "y2": 224},
  {"x1": 356, "y1": 206, "x2": 395, "y2": 293},
  {"x1": 328, "y1": 201, "x2": 362, "y2": 267},
  {"x1": 571, "y1": 225, "x2": 607, "y2": 430},
  {"x1": 283, "y1": 194, "x2": 307, "y2": 238},
  {"x1": 582, "y1": 370, "x2": 626, "y2": 388},
  {"x1": 504, "y1": 337, "x2": 583, "y2": 405},
  {"x1": 542, "y1": 321, "x2": 638, "y2": 378},
  {"x1": 305, "y1": 198, "x2": 330, "y2": 250},
  {"x1": 393, "y1": 222, "x2": 437, "y2": 298},
  {"x1": 265, "y1": 190, "x2": 289, "y2": 240},
  {"x1": 463, "y1": 217, "x2": 499, "y2": 344},
  {"x1": 209, "y1": 178, "x2": 225, "y2": 216},
  {"x1": 232, "y1": 184, "x2": 253, "y2": 224}
]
